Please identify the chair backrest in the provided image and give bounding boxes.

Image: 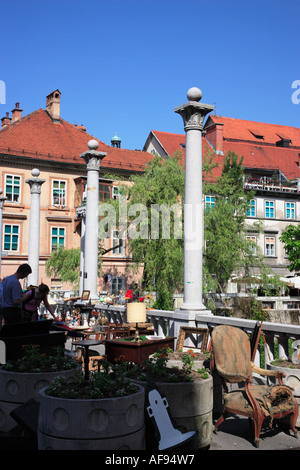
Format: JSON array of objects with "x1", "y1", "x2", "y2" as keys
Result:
[
  {"x1": 211, "y1": 325, "x2": 252, "y2": 383},
  {"x1": 107, "y1": 326, "x2": 131, "y2": 339}
]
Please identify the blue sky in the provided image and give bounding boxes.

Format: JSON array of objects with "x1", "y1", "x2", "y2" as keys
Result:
[{"x1": 1, "y1": 0, "x2": 300, "y2": 151}]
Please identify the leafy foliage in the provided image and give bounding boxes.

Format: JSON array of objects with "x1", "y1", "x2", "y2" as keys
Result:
[
  {"x1": 46, "y1": 362, "x2": 138, "y2": 399},
  {"x1": 46, "y1": 247, "x2": 81, "y2": 287},
  {"x1": 126, "y1": 346, "x2": 210, "y2": 383},
  {"x1": 2, "y1": 345, "x2": 78, "y2": 373},
  {"x1": 46, "y1": 244, "x2": 104, "y2": 288},
  {"x1": 126, "y1": 153, "x2": 185, "y2": 310},
  {"x1": 203, "y1": 152, "x2": 257, "y2": 292},
  {"x1": 280, "y1": 224, "x2": 300, "y2": 272}
]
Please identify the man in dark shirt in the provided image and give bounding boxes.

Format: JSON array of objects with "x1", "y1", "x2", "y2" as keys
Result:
[{"x1": 1, "y1": 263, "x2": 32, "y2": 324}]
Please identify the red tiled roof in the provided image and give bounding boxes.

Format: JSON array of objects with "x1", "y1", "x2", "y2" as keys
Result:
[
  {"x1": 0, "y1": 108, "x2": 153, "y2": 172},
  {"x1": 150, "y1": 115, "x2": 300, "y2": 181},
  {"x1": 150, "y1": 130, "x2": 214, "y2": 159},
  {"x1": 150, "y1": 130, "x2": 224, "y2": 180},
  {"x1": 208, "y1": 115, "x2": 300, "y2": 147},
  {"x1": 150, "y1": 130, "x2": 186, "y2": 157},
  {"x1": 222, "y1": 141, "x2": 300, "y2": 181}
]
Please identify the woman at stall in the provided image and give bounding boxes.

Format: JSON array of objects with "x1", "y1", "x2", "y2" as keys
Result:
[{"x1": 22, "y1": 283, "x2": 58, "y2": 322}]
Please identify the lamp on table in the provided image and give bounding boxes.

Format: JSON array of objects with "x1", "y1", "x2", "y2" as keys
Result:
[{"x1": 127, "y1": 302, "x2": 146, "y2": 343}]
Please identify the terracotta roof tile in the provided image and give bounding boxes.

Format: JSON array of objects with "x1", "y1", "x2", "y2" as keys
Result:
[
  {"x1": 151, "y1": 130, "x2": 186, "y2": 157},
  {"x1": 150, "y1": 129, "x2": 212, "y2": 157},
  {"x1": 0, "y1": 108, "x2": 153, "y2": 172},
  {"x1": 222, "y1": 141, "x2": 300, "y2": 180},
  {"x1": 208, "y1": 115, "x2": 300, "y2": 147},
  {"x1": 151, "y1": 116, "x2": 300, "y2": 181}
]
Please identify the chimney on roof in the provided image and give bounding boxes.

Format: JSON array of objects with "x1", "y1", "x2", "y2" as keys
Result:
[
  {"x1": 46, "y1": 90, "x2": 61, "y2": 122},
  {"x1": 1, "y1": 112, "x2": 12, "y2": 129},
  {"x1": 205, "y1": 121, "x2": 224, "y2": 154},
  {"x1": 11, "y1": 102, "x2": 22, "y2": 123}
]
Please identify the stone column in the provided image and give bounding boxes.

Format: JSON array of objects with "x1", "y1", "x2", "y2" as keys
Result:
[
  {"x1": 76, "y1": 206, "x2": 86, "y2": 296},
  {"x1": 25, "y1": 169, "x2": 45, "y2": 286},
  {"x1": 80, "y1": 140, "x2": 106, "y2": 300},
  {"x1": 175, "y1": 87, "x2": 214, "y2": 314},
  {"x1": 0, "y1": 189, "x2": 7, "y2": 279}
]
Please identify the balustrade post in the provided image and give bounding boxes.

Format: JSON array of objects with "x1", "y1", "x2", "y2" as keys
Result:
[
  {"x1": 264, "y1": 332, "x2": 275, "y2": 366},
  {"x1": 277, "y1": 335, "x2": 289, "y2": 360},
  {"x1": 157, "y1": 319, "x2": 166, "y2": 337}
]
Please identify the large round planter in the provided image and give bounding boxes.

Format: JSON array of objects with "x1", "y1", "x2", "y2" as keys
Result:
[
  {"x1": 37, "y1": 384, "x2": 145, "y2": 450},
  {"x1": 267, "y1": 363, "x2": 300, "y2": 428},
  {"x1": 134, "y1": 376, "x2": 213, "y2": 450},
  {"x1": 166, "y1": 357, "x2": 222, "y2": 419},
  {"x1": 0, "y1": 367, "x2": 79, "y2": 432}
]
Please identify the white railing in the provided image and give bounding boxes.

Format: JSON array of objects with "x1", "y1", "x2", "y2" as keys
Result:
[
  {"x1": 244, "y1": 181, "x2": 299, "y2": 193},
  {"x1": 45, "y1": 301, "x2": 300, "y2": 370}
]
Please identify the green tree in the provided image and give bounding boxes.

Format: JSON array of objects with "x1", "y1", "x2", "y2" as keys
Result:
[
  {"x1": 45, "y1": 243, "x2": 114, "y2": 289},
  {"x1": 203, "y1": 151, "x2": 283, "y2": 296},
  {"x1": 126, "y1": 153, "x2": 185, "y2": 310},
  {"x1": 203, "y1": 152, "x2": 258, "y2": 293},
  {"x1": 46, "y1": 247, "x2": 81, "y2": 288},
  {"x1": 280, "y1": 224, "x2": 300, "y2": 272}
]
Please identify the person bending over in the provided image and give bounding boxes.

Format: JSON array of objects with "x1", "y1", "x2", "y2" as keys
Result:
[{"x1": 23, "y1": 283, "x2": 58, "y2": 322}]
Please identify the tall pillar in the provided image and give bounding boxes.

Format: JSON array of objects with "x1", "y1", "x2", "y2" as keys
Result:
[
  {"x1": 0, "y1": 189, "x2": 7, "y2": 279},
  {"x1": 175, "y1": 87, "x2": 214, "y2": 314},
  {"x1": 25, "y1": 169, "x2": 45, "y2": 286},
  {"x1": 80, "y1": 140, "x2": 106, "y2": 300},
  {"x1": 76, "y1": 206, "x2": 86, "y2": 296}
]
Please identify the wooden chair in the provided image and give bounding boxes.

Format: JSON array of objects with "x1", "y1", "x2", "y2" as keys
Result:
[
  {"x1": 211, "y1": 324, "x2": 298, "y2": 447},
  {"x1": 107, "y1": 325, "x2": 131, "y2": 339},
  {"x1": 74, "y1": 331, "x2": 107, "y2": 372}
]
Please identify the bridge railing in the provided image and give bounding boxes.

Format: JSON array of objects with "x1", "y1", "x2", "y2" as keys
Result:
[{"x1": 46, "y1": 302, "x2": 300, "y2": 369}]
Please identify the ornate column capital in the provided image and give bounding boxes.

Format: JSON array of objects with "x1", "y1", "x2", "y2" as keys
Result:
[
  {"x1": 80, "y1": 139, "x2": 106, "y2": 171},
  {"x1": 76, "y1": 206, "x2": 86, "y2": 218},
  {"x1": 25, "y1": 169, "x2": 45, "y2": 194},
  {"x1": 174, "y1": 87, "x2": 214, "y2": 131}
]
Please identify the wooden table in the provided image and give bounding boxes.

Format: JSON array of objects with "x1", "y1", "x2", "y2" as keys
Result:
[
  {"x1": 105, "y1": 336, "x2": 175, "y2": 364},
  {"x1": 72, "y1": 339, "x2": 103, "y2": 380}
]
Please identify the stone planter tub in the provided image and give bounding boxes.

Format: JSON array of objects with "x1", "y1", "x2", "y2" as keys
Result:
[
  {"x1": 164, "y1": 352, "x2": 223, "y2": 419},
  {"x1": 0, "y1": 368, "x2": 78, "y2": 432},
  {"x1": 37, "y1": 383, "x2": 146, "y2": 450},
  {"x1": 132, "y1": 375, "x2": 213, "y2": 450}
]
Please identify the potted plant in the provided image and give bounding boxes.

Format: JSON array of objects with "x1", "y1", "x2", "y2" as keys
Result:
[
  {"x1": 38, "y1": 362, "x2": 145, "y2": 450},
  {"x1": 164, "y1": 348, "x2": 209, "y2": 371},
  {"x1": 126, "y1": 346, "x2": 213, "y2": 450},
  {"x1": 0, "y1": 345, "x2": 80, "y2": 432}
]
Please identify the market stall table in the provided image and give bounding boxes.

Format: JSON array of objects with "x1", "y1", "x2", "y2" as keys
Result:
[
  {"x1": 0, "y1": 320, "x2": 66, "y2": 360},
  {"x1": 52, "y1": 322, "x2": 92, "y2": 339},
  {"x1": 105, "y1": 336, "x2": 176, "y2": 364}
]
